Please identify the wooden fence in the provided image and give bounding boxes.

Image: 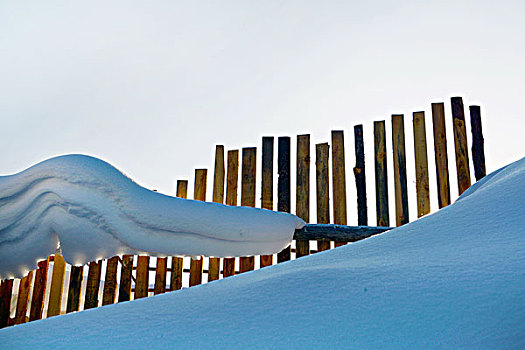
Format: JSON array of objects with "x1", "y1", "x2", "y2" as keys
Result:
[{"x1": 0, "y1": 96, "x2": 486, "y2": 328}]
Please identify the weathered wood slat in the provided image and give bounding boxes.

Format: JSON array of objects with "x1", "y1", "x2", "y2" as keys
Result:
[
  {"x1": 316, "y1": 143, "x2": 331, "y2": 252},
  {"x1": 154, "y1": 257, "x2": 167, "y2": 295},
  {"x1": 66, "y1": 266, "x2": 83, "y2": 313},
  {"x1": 134, "y1": 256, "x2": 150, "y2": 299},
  {"x1": 170, "y1": 180, "x2": 188, "y2": 291},
  {"x1": 469, "y1": 105, "x2": 486, "y2": 181},
  {"x1": 84, "y1": 260, "x2": 102, "y2": 309},
  {"x1": 209, "y1": 145, "x2": 225, "y2": 281},
  {"x1": 332, "y1": 130, "x2": 348, "y2": 246},
  {"x1": 0, "y1": 279, "x2": 14, "y2": 328},
  {"x1": 14, "y1": 270, "x2": 33, "y2": 324},
  {"x1": 47, "y1": 254, "x2": 66, "y2": 317},
  {"x1": 353, "y1": 125, "x2": 368, "y2": 225},
  {"x1": 277, "y1": 137, "x2": 292, "y2": 262},
  {"x1": 29, "y1": 259, "x2": 48, "y2": 321},
  {"x1": 374, "y1": 121, "x2": 390, "y2": 227},
  {"x1": 189, "y1": 169, "x2": 206, "y2": 286},
  {"x1": 413, "y1": 111, "x2": 431, "y2": 217},
  {"x1": 296, "y1": 134, "x2": 310, "y2": 258},
  {"x1": 223, "y1": 150, "x2": 239, "y2": 278},
  {"x1": 431, "y1": 102, "x2": 451, "y2": 208},
  {"x1": 451, "y1": 97, "x2": 472, "y2": 195},
  {"x1": 118, "y1": 255, "x2": 133, "y2": 302},
  {"x1": 392, "y1": 115, "x2": 409, "y2": 226},
  {"x1": 240, "y1": 147, "x2": 256, "y2": 272},
  {"x1": 294, "y1": 224, "x2": 391, "y2": 242},
  {"x1": 102, "y1": 256, "x2": 119, "y2": 305},
  {"x1": 260, "y1": 137, "x2": 274, "y2": 267}
]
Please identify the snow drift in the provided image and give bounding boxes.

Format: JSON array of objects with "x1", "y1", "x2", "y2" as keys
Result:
[
  {"x1": 2, "y1": 157, "x2": 524, "y2": 349},
  {"x1": 0, "y1": 154, "x2": 305, "y2": 278}
]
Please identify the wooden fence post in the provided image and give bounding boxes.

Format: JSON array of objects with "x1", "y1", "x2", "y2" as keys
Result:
[
  {"x1": 451, "y1": 97, "x2": 471, "y2": 195},
  {"x1": 296, "y1": 134, "x2": 310, "y2": 257},
  {"x1": 154, "y1": 257, "x2": 167, "y2": 295},
  {"x1": 260, "y1": 137, "x2": 274, "y2": 267},
  {"x1": 431, "y1": 103, "x2": 451, "y2": 208},
  {"x1": 277, "y1": 137, "x2": 291, "y2": 262},
  {"x1": 209, "y1": 146, "x2": 225, "y2": 281},
  {"x1": 170, "y1": 180, "x2": 188, "y2": 291},
  {"x1": 102, "y1": 256, "x2": 119, "y2": 305},
  {"x1": 47, "y1": 254, "x2": 66, "y2": 317},
  {"x1": 118, "y1": 255, "x2": 134, "y2": 302},
  {"x1": 189, "y1": 169, "x2": 207, "y2": 286},
  {"x1": 374, "y1": 121, "x2": 390, "y2": 227},
  {"x1": 469, "y1": 105, "x2": 486, "y2": 181},
  {"x1": 353, "y1": 125, "x2": 367, "y2": 226},
  {"x1": 66, "y1": 266, "x2": 83, "y2": 313},
  {"x1": 134, "y1": 256, "x2": 150, "y2": 299},
  {"x1": 223, "y1": 151, "x2": 239, "y2": 277},
  {"x1": 14, "y1": 271, "x2": 33, "y2": 324},
  {"x1": 413, "y1": 111, "x2": 431, "y2": 217},
  {"x1": 332, "y1": 130, "x2": 347, "y2": 245},
  {"x1": 316, "y1": 143, "x2": 331, "y2": 252},
  {"x1": 0, "y1": 279, "x2": 14, "y2": 328},
  {"x1": 392, "y1": 115, "x2": 409, "y2": 226},
  {"x1": 84, "y1": 260, "x2": 102, "y2": 309},
  {"x1": 29, "y1": 259, "x2": 48, "y2": 321},
  {"x1": 240, "y1": 148, "x2": 257, "y2": 272}
]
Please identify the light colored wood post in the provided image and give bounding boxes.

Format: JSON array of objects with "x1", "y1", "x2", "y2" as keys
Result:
[
  {"x1": 29, "y1": 259, "x2": 48, "y2": 321},
  {"x1": 451, "y1": 97, "x2": 471, "y2": 195},
  {"x1": 316, "y1": 143, "x2": 331, "y2": 252},
  {"x1": 374, "y1": 121, "x2": 390, "y2": 226},
  {"x1": 0, "y1": 279, "x2": 14, "y2": 328},
  {"x1": 209, "y1": 145, "x2": 225, "y2": 281},
  {"x1": 47, "y1": 254, "x2": 66, "y2": 317},
  {"x1": 223, "y1": 150, "x2": 239, "y2": 277},
  {"x1": 353, "y1": 125, "x2": 368, "y2": 225},
  {"x1": 260, "y1": 137, "x2": 274, "y2": 267},
  {"x1": 189, "y1": 169, "x2": 207, "y2": 286},
  {"x1": 84, "y1": 260, "x2": 102, "y2": 309},
  {"x1": 277, "y1": 137, "x2": 291, "y2": 262},
  {"x1": 14, "y1": 271, "x2": 33, "y2": 324},
  {"x1": 392, "y1": 115, "x2": 409, "y2": 226},
  {"x1": 170, "y1": 180, "x2": 187, "y2": 291},
  {"x1": 413, "y1": 111, "x2": 431, "y2": 217},
  {"x1": 431, "y1": 103, "x2": 451, "y2": 208},
  {"x1": 332, "y1": 130, "x2": 347, "y2": 246},
  {"x1": 118, "y1": 255, "x2": 133, "y2": 302},
  {"x1": 154, "y1": 257, "x2": 167, "y2": 295},
  {"x1": 134, "y1": 256, "x2": 150, "y2": 299},
  {"x1": 469, "y1": 105, "x2": 486, "y2": 181},
  {"x1": 66, "y1": 266, "x2": 83, "y2": 313},
  {"x1": 102, "y1": 256, "x2": 119, "y2": 305},
  {"x1": 240, "y1": 148, "x2": 256, "y2": 272},
  {"x1": 296, "y1": 134, "x2": 310, "y2": 257}
]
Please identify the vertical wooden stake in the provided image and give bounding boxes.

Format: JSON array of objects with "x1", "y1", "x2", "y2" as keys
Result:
[
  {"x1": 260, "y1": 137, "x2": 274, "y2": 267},
  {"x1": 316, "y1": 143, "x2": 331, "y2": 252},
  {"x1": 413, "y1": 111, "x2": 431, "y2": 217},
  {"x1": 47, "y1": 254, "x2": 66, "y2": 317},
  {"x1": 240, "y1": 147, "x2": 257, "y2": 272},
  {"x1": 209, "y1": 146, "x2": 225, "y2": 281},
  {"x1": 0, "y1": 279, "x2": 14, "y2": 328},
  {"x1": 154, "y1": 257, "x2": 167, "y2": 295},
  {"x1": 392, "y1": 115, "x2": 409, "y2": 226},
  {"x1": 14, "y1": 271, "x2": 33, "y2": 324},
  {"x1": 29, "y1": 259, "x2": 48, "y2": 321},
  {"x1": 296, "y1": 134, "x2": 310, "y2": 257},
  {"x1": 374, "y1": 121, "x2": 390, "y2": 227},
  {"x1": 118, "y1": 255, "x2": 134, "y2": 302},
  {"x1": 469, "y1": 105, "x2": 486, "y2": 181},
  {"x1": 134, "y1": 256, "x2": 150, "y2": 299},
  {"x1": 102, "y1": 256, "x2": 119, "y2": 305},
  {"x1": 332, "y1": 130, "x2": 347, "y2": 246},
  {"x1": 84, "y1": 260, "x2": 102, "y2": 309},
  {"x1": 431, "y1": 103, "x2": 451, "y2": 208},
  {"x1": 223, "y1": 150, "x2": 239, "y2": 277},
  {"x1": 277, "y1": 137, "x2": 292, "y2": 262},
  {"x1": 170, "y1": 180, "x2": 188, "y2": 291},
  {"x1": 451, "y1": 97, "x2": 472, "y2": 195},
  {"x1": 353, "y1": 125, "x2": 368, "y2": 226},
  {"x1": 189, "y1": 169, "x2": 206, "y2": 286},
  {"x1": 66, "y1": 266, "x2": 83, "y2": 313}
]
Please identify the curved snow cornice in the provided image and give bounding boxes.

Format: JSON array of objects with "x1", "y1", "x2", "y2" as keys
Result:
[{"x1": 0, "y1": 154, "x2": 305, "y2": 278}]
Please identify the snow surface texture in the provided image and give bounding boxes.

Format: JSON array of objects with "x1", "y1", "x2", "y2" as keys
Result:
[
  {"x1": 2, "y1": 157, "x2": 525, "y2": 349},
  {"x1": 0, "y1": 154, "x2": 304, "y2": 278}
]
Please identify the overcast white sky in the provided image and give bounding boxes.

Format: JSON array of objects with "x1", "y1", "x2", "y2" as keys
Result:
[{"x1": 1, "y1": 0, "x2": 524, "y2": 223}]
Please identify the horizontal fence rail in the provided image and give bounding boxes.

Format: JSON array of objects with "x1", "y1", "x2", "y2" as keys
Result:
[{"x1": 0, "y1": 96, "x2": 486, "y2": 328}]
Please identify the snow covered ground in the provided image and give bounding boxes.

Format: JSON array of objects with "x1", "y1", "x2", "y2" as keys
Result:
[
  {"x1": 0, "y1": 154, "x2": 304, "y2": 278},
  {"x1": 1, "y1": 157, "x2": 524, "y2": 349}
]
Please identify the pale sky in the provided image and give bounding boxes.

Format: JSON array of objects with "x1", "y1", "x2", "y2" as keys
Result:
[{"x1": 1, "y1": 0, "x2": 524, "y2": 224}]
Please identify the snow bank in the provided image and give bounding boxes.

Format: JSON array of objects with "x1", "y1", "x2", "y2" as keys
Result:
[
  {"x1": 0, "y1": 155, "x2": 304, "y2": 278},
  {"x1": 1, "y1": 157, "x2": 524, "y2": 349}
]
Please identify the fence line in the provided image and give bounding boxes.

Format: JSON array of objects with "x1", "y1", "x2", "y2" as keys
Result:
[{"x1": 0, "y1": 96, "x2": 486, "y2": 328}]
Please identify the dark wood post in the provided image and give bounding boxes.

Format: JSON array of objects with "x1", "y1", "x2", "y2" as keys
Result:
[
  {"x1": 84, "y1": 260, "x2": 102, "y2": 308},
  {"x1": 118, "y1": 255, "x2": 134, "y2": 302},
  {"x1": 0, "y1": 279, "x2": 14, "y2": 328},
  {"x1": 223, "y1": 150, "x2": 239, "y2": 277},
  {"x1": 29, "y1": 260, "x2": 48, "y2": 321},
  {"x1": 240, "y1": 148, "x2": 257, "y2": 272},
  {"x1": 102, "y1": 256, "x2": 119, "y2": 305},
  {"x1": 277, "y1": 137, "x2": 291, "y2": 262},
  {"x1": 353, "y1": 125, "x2": 367, "y2": 225},
  {"x1": 451, "y1": 97, "x2": 472, "y2": 195},
  {"x1": 153, "y1": 257, "x2": 167, "y2": 295},
  {"x1": 14, "y1": 271, "x2": 33, "y2": 324},
  {"x1": 332, "y1": 130, "x2": 347, "y2": 246},
  {"x1": 469, "y1": 105, "x2": 486, "y2": 181},
  {"x1": 316, "y1": 143, "x2": 331, "y2": 252},
  {"x1": 392, "y1": 115, "x2": 409, "y2": 226},
  {"x1": 66, "y1": 266, "x2": 83, "y2": 313},
  {"x1": 260, "y1": 137, "x2": 274, "y2": 267},
  {"x1": 296, "y1": 134, "x2": 310, "y2": 257}
]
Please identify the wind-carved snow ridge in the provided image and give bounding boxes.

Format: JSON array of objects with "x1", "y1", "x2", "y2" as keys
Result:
[{"x1": 0, "y1": 154, "x2": 305, "y2": 278}]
